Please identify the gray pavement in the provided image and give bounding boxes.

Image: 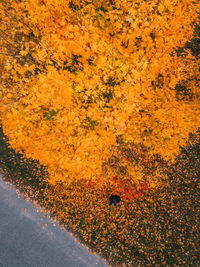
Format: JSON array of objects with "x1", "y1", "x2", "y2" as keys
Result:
[{"x1": 0, "y1": 173, "x2": 108, "y2": 267}]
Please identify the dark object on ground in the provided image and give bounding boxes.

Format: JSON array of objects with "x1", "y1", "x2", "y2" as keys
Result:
[{"x1": 109, "y1": 195, "x2": 121, "y2": 206}]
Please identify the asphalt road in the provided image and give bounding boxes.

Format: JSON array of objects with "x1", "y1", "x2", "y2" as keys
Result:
[{"x1": 0, "y1": 173, "x2": 108, "y2": 267}]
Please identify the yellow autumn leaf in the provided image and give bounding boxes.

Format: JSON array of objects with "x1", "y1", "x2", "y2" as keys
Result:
[{"x1": 20, "y1": 50, "x2": 28, "y2": 56}]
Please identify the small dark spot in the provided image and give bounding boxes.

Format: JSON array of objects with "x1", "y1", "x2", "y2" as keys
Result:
[
  {"x1": 150, "y1": 32, "x2": 155, "y2": 40},
  {"x1": 109, "y1": 195, "x2": 121, "y2": 206}
]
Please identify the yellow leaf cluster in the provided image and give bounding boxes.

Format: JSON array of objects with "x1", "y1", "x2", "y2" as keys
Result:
[{"x1": 0, "y1": 0, "x2": 199, "y2": 187}]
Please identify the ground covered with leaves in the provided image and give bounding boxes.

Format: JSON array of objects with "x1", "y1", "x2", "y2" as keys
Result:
[
  {"x1": 0, "y1": 125, "x2": 199, "y2": 266},
  {"x1": 1, "y1": 2, "x2": 200, "y2": 265}
]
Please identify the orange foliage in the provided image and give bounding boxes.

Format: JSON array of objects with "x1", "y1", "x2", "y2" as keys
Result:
[{"x1": 0, "y1": 0, "x2": 200, "y2": 188}]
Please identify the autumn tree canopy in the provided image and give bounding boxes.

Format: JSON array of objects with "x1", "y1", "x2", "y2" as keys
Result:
[{"x1": 0, "y1": 0, "x2": 200, "y2": 187}]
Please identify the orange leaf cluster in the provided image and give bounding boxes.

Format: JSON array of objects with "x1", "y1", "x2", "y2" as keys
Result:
[{"x1": 0, "y1": 0, "x2": 200, "y2": 187}]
